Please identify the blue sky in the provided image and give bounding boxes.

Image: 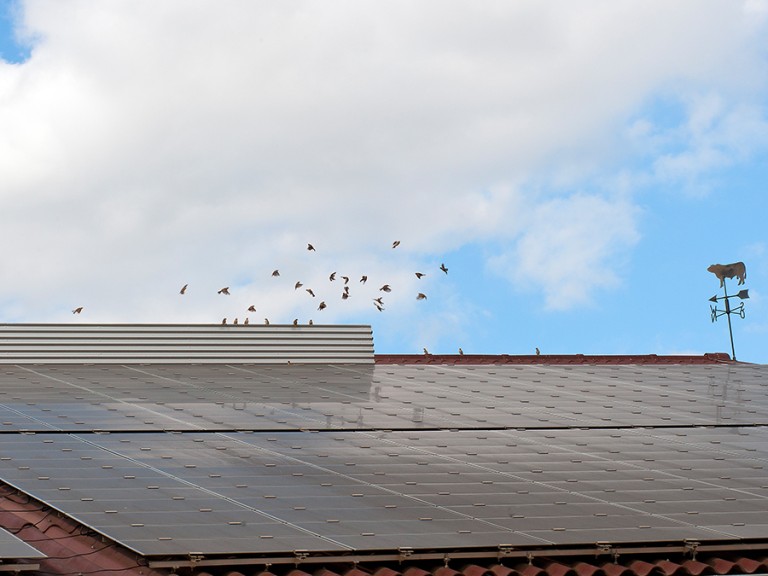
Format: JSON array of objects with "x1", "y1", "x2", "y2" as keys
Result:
[{"x1": 0, "y1": 1, "x2": 766, "y2": 363}]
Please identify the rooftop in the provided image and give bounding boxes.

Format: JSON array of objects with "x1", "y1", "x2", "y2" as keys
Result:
[{"x1": 0, "y1": 325, "x2": 765, "y2": 576}]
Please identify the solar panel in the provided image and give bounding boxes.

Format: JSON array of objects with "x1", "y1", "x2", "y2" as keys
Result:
[
  {"x1": 0, "y1": 363, "x2": 766, "y2": 432},
  {"x1": 1, "y1": 425, "x2": 767, "y2": 556},
  {"x1": 0, "y1": 527, "x2": 45, "y2": 559}
]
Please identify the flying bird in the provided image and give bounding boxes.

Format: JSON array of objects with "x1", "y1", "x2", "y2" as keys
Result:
[
  {"x1": 248, "y1": 305, "x2": 256, "y2": 312},
  {"x1": 306, "y1": 288, "x2": 315, "y2": 297},
  {"x1": 329, "y1": 272, "x2": 336, "y2": 281},
  {"x1": 415, "y1": 272, "x2": 425, "y2": 279},
  {"x1": 307, "y1": 243, "x2": 315, "y2": 251},
  {"x1": 392, "y1": 240, "x2": 400, "y2": 249},
  {"x1": 374, "y1": 303, "x2": 384, "y2": 312},
  {"x1": 360, "y1": 275, "x2": 368, "y2": 284},
  {"x1": 180, "y1": 284, "x2": 188, "y2": 294},
  {"x1": 72, "y1": 307, "x2": 83, "y2": 314},
  {"x1": 218, "y1": 287, "x2": 230, "y2": 295},
  {"x1": 379, "y1": 284, "x2": 391, "y2": 292},
  {"x1": 416, "y1": 293, "x2": 427, "y2": 300},
  {"x1": 318, "y1": 301, "x2": 327, "y2": 311},
  {"x1": 440, "y1": 263, "x2": 448, "y2": 274},
  {"x1": 342, "y1": 291, "x2": 349, "y2": 300},
  {"x1": 342, "y1": 276, "x2": 349, "y2": 284},
  {"x1": 272, "y1": 270, "x2": 280, "y2": 277},
  {"x1": 294, "y1": 281, "x2": 303, "y2": 290}
]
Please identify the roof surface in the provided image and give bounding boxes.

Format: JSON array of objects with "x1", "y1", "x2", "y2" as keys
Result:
[{"x1": 0, "y1": 327, "x2": 765, "y2": 576}]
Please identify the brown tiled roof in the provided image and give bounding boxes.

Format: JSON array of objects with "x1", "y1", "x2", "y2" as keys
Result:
[{"x1": 374, "y1": 354, "x2": 733, "y2": 365}]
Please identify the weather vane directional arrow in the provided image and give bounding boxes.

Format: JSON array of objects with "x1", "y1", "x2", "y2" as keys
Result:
[{"x1": 707, "y1": 262, "x2": 748, "y2": 361}]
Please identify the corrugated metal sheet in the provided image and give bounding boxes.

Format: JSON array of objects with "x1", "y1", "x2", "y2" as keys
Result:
[{"x1": 0, "y1": 324, "x2": 374, "y2": 364}]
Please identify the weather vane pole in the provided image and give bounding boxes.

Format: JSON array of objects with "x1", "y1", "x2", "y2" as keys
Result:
[{"x1": 707, "y1": 262, "x2": 748, "y2": 361}]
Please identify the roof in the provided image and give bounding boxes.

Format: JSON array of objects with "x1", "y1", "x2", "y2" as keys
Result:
[{"x1": 0, "y1": 325, "x2": 766, "y2": 576}]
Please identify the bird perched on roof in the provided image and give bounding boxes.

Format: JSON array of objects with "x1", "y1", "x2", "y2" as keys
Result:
[
  {"x1": 423, "y1": 347, "x2": 430, "y2": 355},
  {"x1": 218, "y1": 287, "x2": 230, "y2": 295},
  {"x1": 329, "y1": 272, "x2": 336, "y2": 281},
  {"x1": 380, "y1": 284, "x2": 391, "y2": 292},
  {"x1": 244, "y1": 318, "x2": 249, "y2": 325},
  {"x1": 373, "y1": 297, "x2": 384, "y2": 305},
  {"x1": 72, "y1": 307, "x2": 83, "y2": 314},
  {"x1": 272, "y1": 270, "x2": 280, "y2": 277},
  {"x1": 415, "y1": 272, "x2": 425, "y2": 279},
  {"x1": 293, "y1": 318, "x2": 298, "y2": 326},
  {"x1": 180, "y1": 284, "x2": 188, "y2": 294},
  {"x1": 392, "y1": 240, "x2": 400, "y2": 248},
  {"x1": 294, "y1": 281, "x2": 303, "y2": 290},
  {"x1": 416, "y1": 293, "x2": 427, "y2": 300},
  {"x1": 233, "y1": 318, "x2": 238, "y2": 325},
  {"x1": 459, "y1": 348, "x2": 464, "y2": 355},
  {"x1": 536, "y1": 347, "x2": 541, "y2": 355},
  {"x1": 308, "y1": 319, "x2": 313, "y2": 325},
  {"x1": 264, "y1": 318, "x2": 270, "y2": 325},
  {"x1": 221, "y1": 318, "x2": 227, "y2": 324},
  {"x1": 440, "y1": 263, "x2": 448, "y2": 274},
  {"x1": 318, "y1": 301, "x2": 327, "y2": 311},
  {"x1": 248, "y1": 305, "x2": 256, "y2": 312},
  {"x1": 360, "y1": 275, "x2": 368, "y2": 284},
  {"x1": 307, "y1": 243, "x2": 315, "y2": 251},
  {"x1": 306, "y1": 288, "x2": 315, "y2": 297}
]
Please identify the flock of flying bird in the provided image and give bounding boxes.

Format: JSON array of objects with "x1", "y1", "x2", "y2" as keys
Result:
[{"x1": 70, "y1": 240, "x2": 450, "y2": 328}]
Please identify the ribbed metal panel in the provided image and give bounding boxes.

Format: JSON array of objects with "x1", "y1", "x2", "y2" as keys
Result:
[{"x1": 0, "y1": 324, "x2": 374, "y2": 364}]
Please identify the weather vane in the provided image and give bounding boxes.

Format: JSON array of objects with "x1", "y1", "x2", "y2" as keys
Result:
[{"x1": 707, "y1": 261, "x2": 748, "y2": 361}]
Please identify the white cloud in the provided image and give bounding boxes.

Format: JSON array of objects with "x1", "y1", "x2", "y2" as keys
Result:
[{"x1": 0, "y1": 1, "x2": 766, "y2": 323}]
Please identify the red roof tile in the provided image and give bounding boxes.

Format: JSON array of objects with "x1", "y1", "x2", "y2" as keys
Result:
[{"x1": 374, "y1": 353, "x2": 733, "y2": 365}]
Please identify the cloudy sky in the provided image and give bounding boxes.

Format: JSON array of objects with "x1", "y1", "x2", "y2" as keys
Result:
[{"x1": 1, "y1": 0, "x2": 767, "y2": 362}]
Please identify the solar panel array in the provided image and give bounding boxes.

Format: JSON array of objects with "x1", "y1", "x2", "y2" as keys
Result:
[{"x1": 0, "y1": 359, "x2": 767, "y2": 559}]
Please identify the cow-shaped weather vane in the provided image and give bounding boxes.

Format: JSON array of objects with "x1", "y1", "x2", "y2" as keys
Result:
[{"x1": 707, "y1": 261, "x2": 748, "y2": 361}]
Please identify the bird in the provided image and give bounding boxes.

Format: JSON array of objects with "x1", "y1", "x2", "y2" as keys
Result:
[
  {"x1": 72, "y1": 307, "x2": 83, "y2": 314},
  {"x1": 440, "y1": 263, "x2": 448, "y2": 274},
  {"x1": 218, "y1": 287, "x2": 230, "y2": 295},
  {"x1": 294, "y1": 281, "x2": 303, "y2": 290},
  {"x1": 423, "y1": 347, "x2": 430, "y2": 355},
  {"x1": 308, "y1": 319, "x2": 313, "y2": 325},
  {"x1": 293, "y1": 319, "x2": 298, "y2": 326},
  {"x1": 392, "y1": 240, "x2": 400, "y2": 249},
  {"x1": 329, "y1": 272, "x2": 336, "y2": 281},
  {"x1": 374, "y1": 303, "x2": 384, "y2": 312},
  {"x1": 416, "y1": 293, "x2": 427, "y2": 300},
  {"x1": 342, "y1": 276, "x2": 349, "y2": 284},
  {"x1": 244, "y1": 318, "x2": 249, "y2": 325},
  {"x1": 415, "y1": 272, "x2": 425, "y2": 279},
  {"x1": 307, "y1": 243, "x2": 315, "y2": 251},
  {"x1": 221, "y1": 318, "x2": 227, "y2": 324},
  {"x1": 536, "y1": 347, "x2": 541, "y2": 356},
  {"x1": 306, "y1": 288, "x2": 316, "y2": 297},
  {"x1": 360, "y1": 275, "x2": 368, "y2": 284},
  {"x1": 318, "y1": 301, "x2": 327, "y2": 311},
  {"x1": 272, "y1": 270, "x2": 280, "y2": 277},
  {"x1": 380, "y1": 284, "x2": 391, "y2": 292},
  {"x1": 459, "y1": 348, "x2": 464, "y2": 355},
  {"x1": 264, "y1": 318, "x2": 270, "y2": 325},
  {"x1": 342, "y1": 291, "x2": 349, "y2": 300},
  {"x1": 180, "y1": 284, "x2": 188, "y2": 294},
  {"x1": 248, "y1": 305, "x2": 256, "y2": 312},
  {"x1": 373, "y1": 297, "x2": 384, "y2": 305},
  {"x1": 233, "y1": 318, "x2": 238, "y2": 325}
]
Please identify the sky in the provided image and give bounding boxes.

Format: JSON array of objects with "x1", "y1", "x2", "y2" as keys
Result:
[{"x1": 0, "y1": 1, "x2": 767, "y2": 363}]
